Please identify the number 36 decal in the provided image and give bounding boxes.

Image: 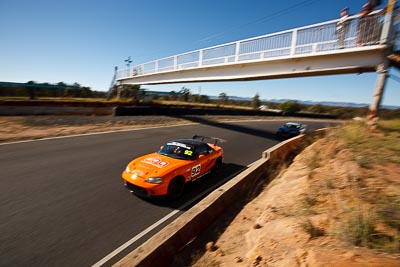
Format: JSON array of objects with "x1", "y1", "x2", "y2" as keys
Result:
[{"x1": 191, "y1": 164, "x2": 201, "y2": 177}]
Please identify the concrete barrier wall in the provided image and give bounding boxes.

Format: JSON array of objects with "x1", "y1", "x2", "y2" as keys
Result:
[
  {"x1": 113, "y1": 106, "x2": 337, "y2": 119},
  {"x1": 114, "y1": 132, "x2": 324, "y2": 267},
  {"x1": 113, "y1": 106, "x2": 281, "y2": 116},
  {"x1": 0, "y1": 104, "x2": 337, "y2": 119}
]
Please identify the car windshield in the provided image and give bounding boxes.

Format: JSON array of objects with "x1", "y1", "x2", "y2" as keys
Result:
[
  {"x1": 157, "y1": 141, "x2": 195, "y2": 160},
  {"x1": 285, "y1": 123, "x2": 302, "y2": 129}
]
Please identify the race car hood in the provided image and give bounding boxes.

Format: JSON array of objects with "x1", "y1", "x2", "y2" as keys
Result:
[{"x1": 126, "y1": 152, "x2": 188, "y2": 179}]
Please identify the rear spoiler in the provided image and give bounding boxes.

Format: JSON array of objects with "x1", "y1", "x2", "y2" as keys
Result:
[{"x1": 193, "y1": 135, "x2": 227, "y2": 145}]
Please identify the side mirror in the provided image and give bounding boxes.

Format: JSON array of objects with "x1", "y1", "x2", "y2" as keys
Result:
[{"x1": 198, "y1": 154, "x2": 205, "y2": 159}]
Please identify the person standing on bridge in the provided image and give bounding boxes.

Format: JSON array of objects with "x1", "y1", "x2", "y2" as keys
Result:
[
  {"x1": 336, "y1": 7, "x2": 350, "y2": 49},
  {"x1": 357, "y1": 2, "x2": 380, "y2": 46}
]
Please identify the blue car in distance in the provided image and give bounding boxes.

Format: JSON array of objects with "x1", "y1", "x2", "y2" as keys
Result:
[{"x1": 276, "y1": 122, "x2": 307, "y2": 139}]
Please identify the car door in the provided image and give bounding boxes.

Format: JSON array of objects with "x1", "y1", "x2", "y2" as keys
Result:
[
  {"x1": 190, "y1": 144, "x2": 213, "y2": 181},
  {"x1": 199, "y1": 144, "x2": 215, "y2": 172}
]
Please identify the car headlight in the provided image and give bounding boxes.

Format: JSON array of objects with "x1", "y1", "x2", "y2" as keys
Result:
[
  {"x1": 125, "y1": 165, "x2": 131, "y2": 173},
  {"x1": 145, "y1": 177, "x2": 163, "y2": 184}
]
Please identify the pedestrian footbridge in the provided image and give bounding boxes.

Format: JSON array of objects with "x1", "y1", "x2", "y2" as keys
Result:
[{"x1": 115, "y1": 8, "x2": 399, "y2": 86}]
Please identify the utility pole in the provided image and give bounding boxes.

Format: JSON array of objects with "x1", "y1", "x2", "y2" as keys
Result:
[
  {"x1": 367, "y1": 0, "x2": 397, "y2": 128},
  {"x1": 118, "y1": 57, "x2": 133, "y2": 100},
  {"x1": 368, "y1": 61, "x2": 390, "y2": 127}
]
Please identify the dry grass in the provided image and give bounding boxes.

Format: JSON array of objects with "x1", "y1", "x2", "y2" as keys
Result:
[
  {"x1": 329, "y1": 120, "x2": 400, "y2": 252},
  {"x1": 0, "y1": 96, "x2": 130, "y2": 103},
  {"x1": 336, "y1": 120, "x2": 400, "y2": 164},
  {"x1": 152, "y1": 99, "x2": 255, "y2": 110}
]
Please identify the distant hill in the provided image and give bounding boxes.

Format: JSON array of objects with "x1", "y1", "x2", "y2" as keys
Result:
[{"x1": 209, "y1": 95, "x2": 399, "y2": 110}]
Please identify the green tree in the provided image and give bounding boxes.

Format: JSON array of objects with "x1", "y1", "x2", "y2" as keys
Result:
[
  {"x1": 169, "y1": 91, "x2": 178, "y2": 101},
  {"x1": 72, "y1": 82, "x2": 81, "y2": 88},
  {"x1": 27, "y1": 81, "x2": 37, "y2": 100},
  {"x1": 218, "y1": 92, "x2": 228, "y2": 105},
  {"x1": 266, "y1": 102, "x2": 280, "y2": 109},
  {"x1": 308, "y1": 104, "x2": 325, "y2": 114},
  {"x1": 190, "y1": 94, "x2": 200, "y2": 103},
  {"x1": 279, "y1": 100, "x2": 302, "y2": 114},
  {"x1": 252, "y1": 93, "x2": 261, "y2": 109},
  {"x1": 179, "y1": 87, "x2": 191, "y2": 102},
  {"x1": 79, "y1": 87, "x2": 92, "y2": 97},
  {"x1": 198, "y1": 94, "x2": 210, "y2": 103},
  {"x1": 64, "y1": 88, "x2": 76, "y2": 97},
  {"x1": 119, "y1": 84, "x2": 141, "y2": 100}
]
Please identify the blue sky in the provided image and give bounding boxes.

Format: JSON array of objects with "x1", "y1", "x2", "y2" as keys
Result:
[{"x1": 0, "y1": 0, "x2": 399, "y2": 106}]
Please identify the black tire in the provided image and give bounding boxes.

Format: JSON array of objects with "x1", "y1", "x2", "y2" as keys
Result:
[
  {"x1": 168, "y1": 177, "x2": 185, "y2": 199},
  {"x1": 212, "y1": 157, "x2": 222, "y2": 174}
]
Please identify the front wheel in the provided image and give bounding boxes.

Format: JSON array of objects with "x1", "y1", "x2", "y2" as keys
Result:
[{"x1": 168, "y1": 177, "x2": 185, "y2": 199}]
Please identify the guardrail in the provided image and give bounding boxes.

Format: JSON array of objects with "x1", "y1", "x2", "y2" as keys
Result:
[
  {"x1": 116, "y1": 10, "x2": 390, "y2": 81},
  {"x1": 113, "y1": 129, "x2": 327, "y2": 267}
]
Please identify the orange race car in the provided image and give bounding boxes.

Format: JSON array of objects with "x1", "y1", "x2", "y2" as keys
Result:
[{"x1": 122, "y1": 135, "x2": 225, "y2": 199}]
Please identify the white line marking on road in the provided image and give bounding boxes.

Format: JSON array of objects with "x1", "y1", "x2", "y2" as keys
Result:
[
  {"x1": 3, "y1": 117, "x2": 268, "y2": 265},
  {"x1": 91, "y1": 167, "x2": 248, "y2": 267},
  {"x1": 0, "y1": 119, "x2": 288, "y2": 146},
  {"x1": 91, "y1": 208, "x2": 180, "y2": 267},
  {"x1": 1, "y1": 117, "x2": 297, "y2": 146},
  {"x1": 1, "y1": 118, "x2": 336, "y2": 147}
]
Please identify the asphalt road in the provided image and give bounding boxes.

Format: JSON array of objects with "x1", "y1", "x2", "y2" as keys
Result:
[{"x1": 0, "y1": 118, "x2": 337, "y2": 267}]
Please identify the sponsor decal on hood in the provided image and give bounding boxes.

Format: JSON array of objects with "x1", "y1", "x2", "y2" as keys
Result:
[{"x1": 141, "y1": 157, "x2": 170, "y2": 168}]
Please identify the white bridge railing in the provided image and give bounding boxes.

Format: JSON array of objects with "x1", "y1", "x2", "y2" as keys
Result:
[{"x1": 116, "y1": 9, "x2": 396, "y2": 81}]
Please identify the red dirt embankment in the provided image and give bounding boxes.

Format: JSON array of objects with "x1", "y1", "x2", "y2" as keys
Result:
[{"x1": 172, "y1": 131, "x2": 400, "y2": 266}]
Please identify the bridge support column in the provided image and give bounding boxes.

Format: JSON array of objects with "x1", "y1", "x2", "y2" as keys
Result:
[
  {"x1": 367, "y1": 61, "x2": 389, "y2": 128},
  {"x1": 368, "y1": 0, "x2": 396, "y2": 129}
]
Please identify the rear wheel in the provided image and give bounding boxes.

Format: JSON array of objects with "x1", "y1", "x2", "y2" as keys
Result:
[
  {"x1": 168, "y1": 177, "x2": 185, "y2": 199},
  {"x1": 212, "y1": 157, "x2": 222, "y2": 174}
]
